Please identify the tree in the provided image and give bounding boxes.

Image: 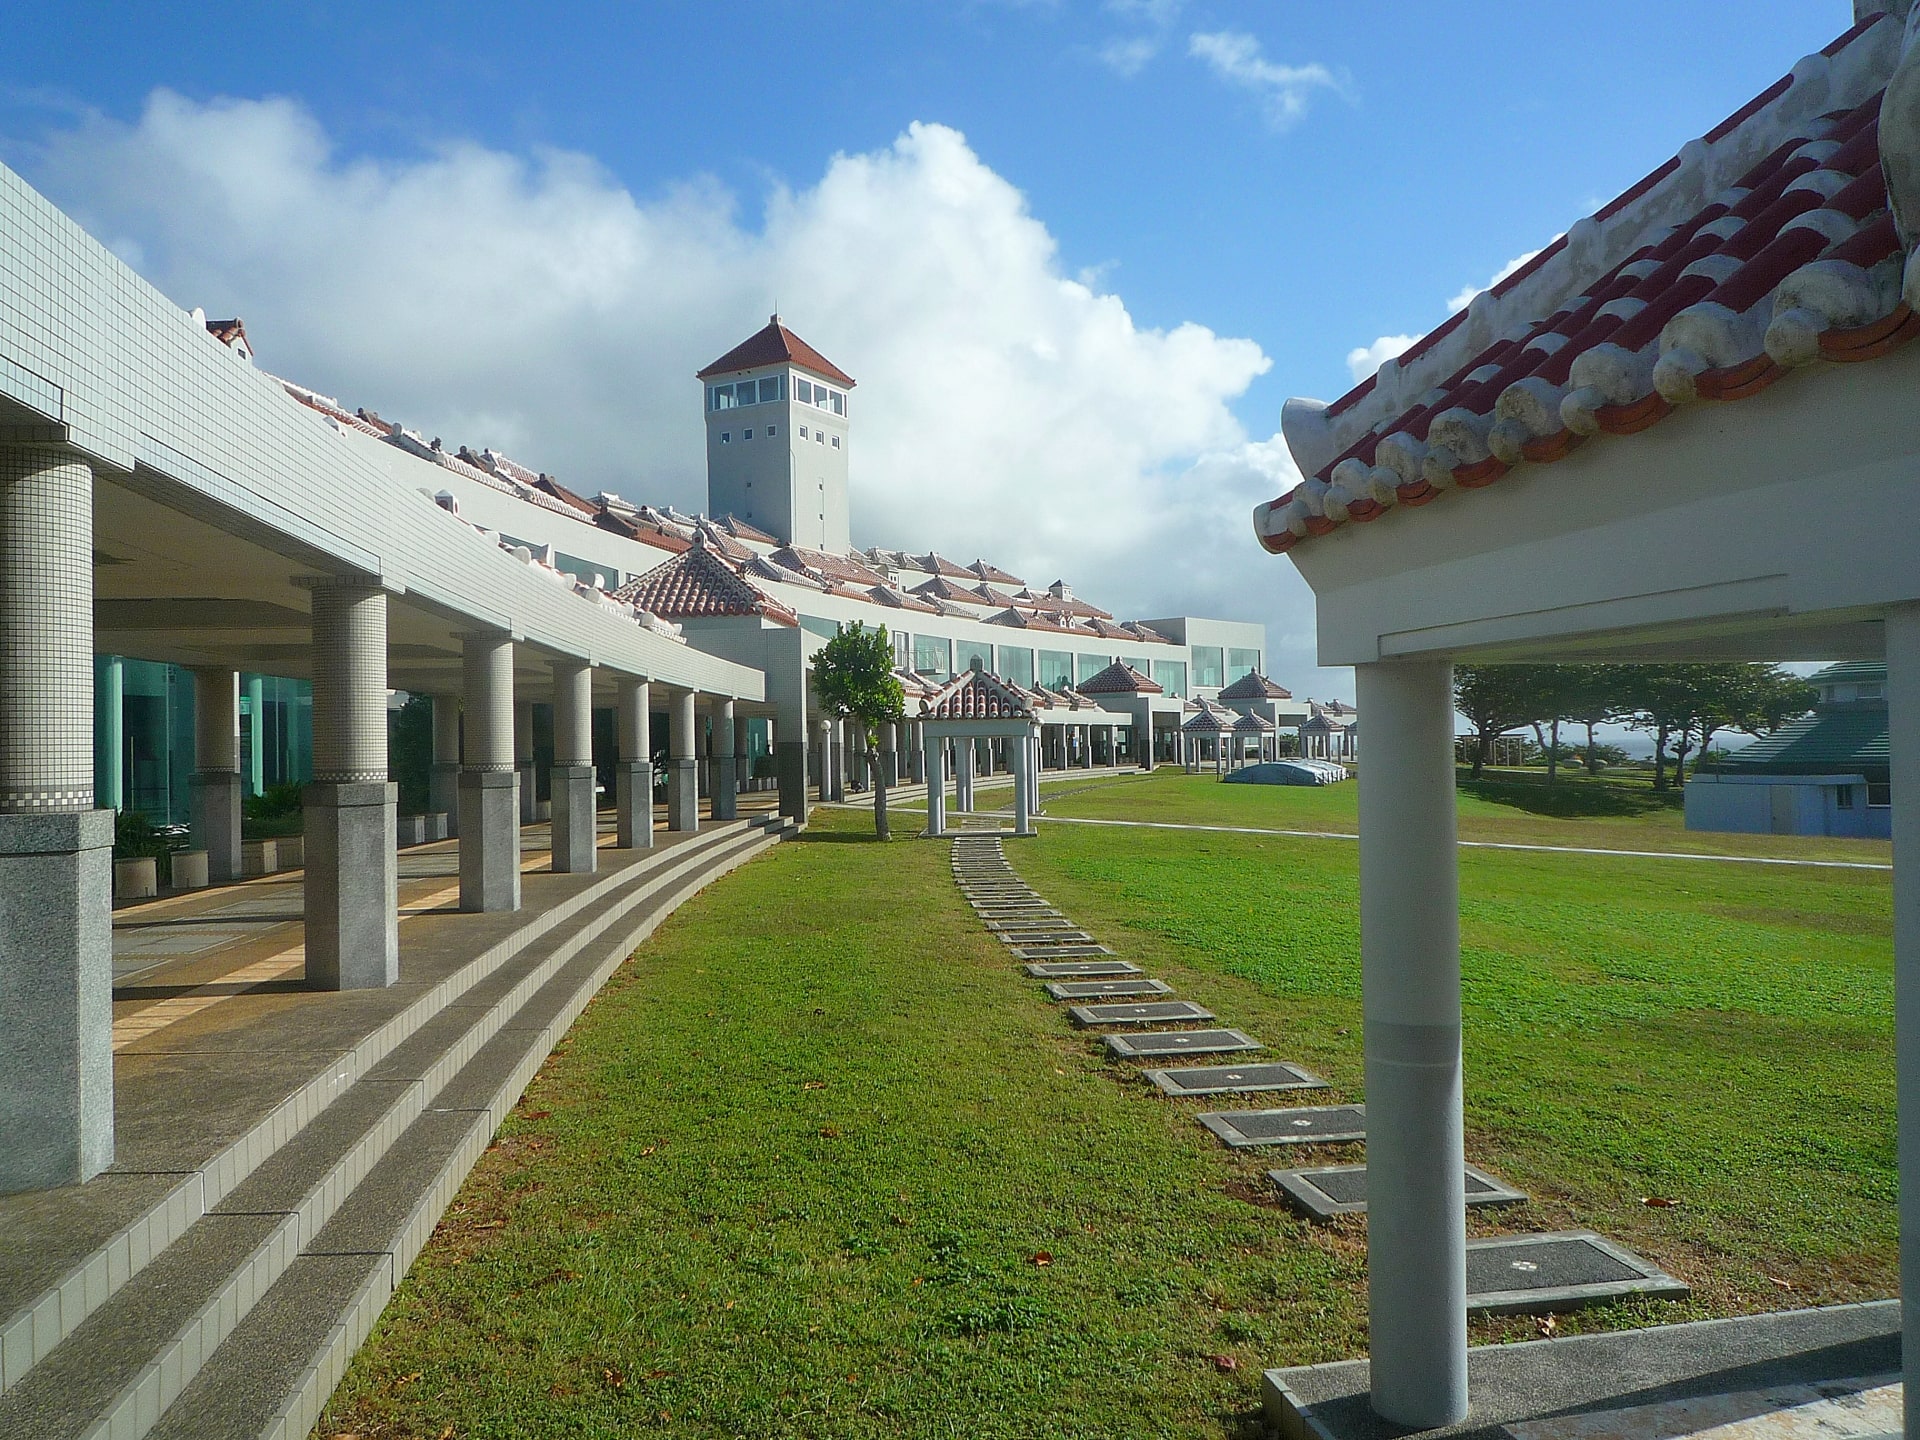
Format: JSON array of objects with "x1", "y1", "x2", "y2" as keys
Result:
[
  {"x1": 1453, "y1": 665, "x2": 1553, "y2": 779},
  {"x1": 1617, "y1": 663, "x2": 1818, "y2": 789},
  {"x1": 809, "y1": 621, "x2": 906, "y2": 838}
]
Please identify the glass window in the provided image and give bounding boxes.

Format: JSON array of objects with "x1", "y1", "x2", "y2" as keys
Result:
[
  {"x1": 1837, "y1": 784, "x2": 1856, "y2": 809},
  {"x1": 767, "y1": 425, "x2": 777, "y2": 437},
  {"x1": 816, "y1": 431, "x2": 825, "y2": 444},
  {"x1": 831, "y1": 391, "x2": 845, "y2": 416},
  {"x1": 1192, "y1": 646, "x2": 1224, "y2": 689},
  {"x1": 997, "y1": 646, "x2": 1035, "y2": 688},
  {"x1": 721, "y1": 432, "x2": 730, "y2": 444},
  {"x1": 758, "y1": 376, "x2": 780, "y2": 403},
  {"x1": 957, "y1": 639, "x2": 991, "y2": 674},
  {"x1": 892, "y1": 630, "x2": 912, "y2": 670},
  {"x1": 743, "y1": 428, "x2": 753, "y2": 440},
  {"x1": 1037, "y1": 649, "x2": 1073, "y2": 689},
  {"x1": 832, "y1": 436, "x2": 841, "y2": 448},
  {"x1": 1151, "y1": 659, "x2": 1187, "y2": 698},
  {"x1": 1077, "y1": 654, "x2": 1110, "y2": 683},
  {"x1": 800, "y1": 616, "x2": 841, "y2": 641},
  {"x1": 799, "y1": 425, "x2": 808, "y2": 439},
  {"x1": 1228, "y1": 647, "x2": 1261, "y2": 678},
  {"x1": 914, "y1": 633, "x2": 952, "y2": 680},
  {"x1": 796, "y1": 379, "x2": 813, "y2": 404}
]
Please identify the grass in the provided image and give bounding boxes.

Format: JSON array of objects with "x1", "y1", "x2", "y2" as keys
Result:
[{"x1": 321, "y1": 773, "x2": 1895, "y2": 1439}]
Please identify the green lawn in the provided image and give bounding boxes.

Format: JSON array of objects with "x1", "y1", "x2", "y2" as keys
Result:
[{"x1": 322, "y1": 777, "x2": 1895, "y2": 1439}]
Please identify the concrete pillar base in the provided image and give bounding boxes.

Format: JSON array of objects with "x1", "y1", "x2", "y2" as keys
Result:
[
  {"x1": 459, "y1": 771, "x2": 522, "y2": 913},
  {"x1": 429, "y1": 761, "x2": 461, "y2": 837},
  {"x1": 667, "y1": 758, "x2": 700, "y2": 832},
  {"x1": 517, "y1": 761, "x2": 538, "y2": 824},
  {"x1": 712, "y1": 755, "x2": 739, "y2": 822},
  {"x1": 777, "y1": 741, "x2": 809, "y2": 822},
  {"x1": 190, "y1": 768, "x2": 244, "y2": 883},
  {"x1": 549, "y1": 764, "x2": 597, "y2": 873},
  {"x1": 303, "y1": 781, "x2": 399, "y2": 991},
  {"x1": 615, "y1": 762, "x2": 654, "y2": 848},
  {"x1": 0, "y1": 810, "x2": 114, "y2": 1193}
]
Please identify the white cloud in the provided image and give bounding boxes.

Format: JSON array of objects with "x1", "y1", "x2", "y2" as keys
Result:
[
  {"x1": 1444, "y1": 241, "x2": 1558, "y2": 313},
  {"x1": 27, "y1": 91, "x2": 1345, "y2": 695},
  {"x1": 1097, "y1": 36, "x2": 1160, "y2": 77},
  {"x1": 1345, "y1": 333, "x2": 1417, "y2": 383},
  {"x1": 1187, "y1": 31, "x2": 1342, "y2": 129}
]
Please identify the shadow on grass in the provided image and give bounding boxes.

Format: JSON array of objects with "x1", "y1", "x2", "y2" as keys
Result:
[{"x1": 1457, "y1": 772, "x2": 1683, "y2": 820}]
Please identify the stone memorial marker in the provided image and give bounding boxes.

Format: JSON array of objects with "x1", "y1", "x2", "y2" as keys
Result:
[
  {"x1": 1463, "y1": 1232, "x2": 1688, "y2": 1315},
  {"x1": 1024, "y1": 960, "x2": 1143, "y2": 978},
  {"x1": 1196, "y1": 1104, "x2": 1367, "y2": 1148},
  {"x1": 1069, "y1": 999, "x2": 1214, "y2": 1027},
  {"x1": 1142, "y1": 1061, "x2": 1329, "y2": 1098},
  {"x1": 1105, "y1": 1029, "x2": 1262, "y2": 1059},
  {"x1": 1044, "y1": 978, "x2": 1174, "y2": 1000},
  {"x1": 1268, "y1": 1162, "x2": 1525, "y2": 1221}
]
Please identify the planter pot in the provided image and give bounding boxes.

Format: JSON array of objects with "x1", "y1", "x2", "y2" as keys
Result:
[
  {"x1": 241, "y1": 839, "x2": 278, "y2": 876},
  {"x1": 171, "y1": 850, "x2": 210, "y2": 890},
  {"x1": 114, "y1": 856, "x2": 158, "y2": 900},
  {"x1": 277, "y1": 836, "x2": 304, "y2": 868}
]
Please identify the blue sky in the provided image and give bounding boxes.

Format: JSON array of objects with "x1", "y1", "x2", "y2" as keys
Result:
[{"x1": 0, "y1": 2, "x2": 1858, "y2": 700}]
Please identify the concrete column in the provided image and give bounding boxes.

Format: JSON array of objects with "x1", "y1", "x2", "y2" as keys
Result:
[
  {"x1": 515, "y1": 698, "x2": 537, "y2": 824},
  {"x1": 828, "y1": 718, "x2": 846, "y2": 802},
  {"x1": 190, "y1": 667, "x2": 244, "y2": 883},
  {"x1": 909, "y1": 721, "x2": 926, "y2": 784},
  {"x1": 880, "y1": 723, "x2": 899, "y2": 787},
  {"x1": 1134, "y1": 702, "x2": 1155, "y2": 772},
  {"x1": 95, "y1": 655, "x2": 124, "y2": 812},
  {"x1": 0, "y1": 447, "x2": 113, "y2": 1192},
  {"x1": 246, "y1": 674, "x2": 265, "y2": 796},
  {"x1": 735, "y1": 713, "x2": 752, "y2": 799},
  {"x1": 302, "y1": 578, "x2": 398, "y2": 991},
  {"x1": 616, "y1": 677, "x2": 653, "y2": 849},
  {"x1": 777, "y1": 705, "x2": 809, "y2": 822},
  {"x1": 1357, "y1": 657, "x2": 1466, "y2": 1429},
  {"x1": 667, "y1": 689, "x2": 699, "y2": 832},
  {"x1": 459, "y1": 634, "x2": 520, "y2": 913},
  {"x1": 549, "y1": 657, "x2": 595, "y2": 873},
  {"x1": 956, "y1": 737, "x2": 976, "y2": 813},
  {"x1": 430, "y1": 693, "x2": 461, "y2": 835},
  {"x1": 926, "y1": 734, "x2": 947, "y2": 837},
  {"x1": 1885, "y1": 604, "x2": 1920, "y2": 1437},
  {"x1": 1014, "y1": 730, "x2": 1034, "y2": 837},
  {"x1": 711, "y1": 697, "x2": 738, "y2": 821}
]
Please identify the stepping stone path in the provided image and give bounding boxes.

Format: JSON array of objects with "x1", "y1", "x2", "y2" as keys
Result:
[{"x1": 946, "y1": 835, "x2": 1673, "y2": 1318}]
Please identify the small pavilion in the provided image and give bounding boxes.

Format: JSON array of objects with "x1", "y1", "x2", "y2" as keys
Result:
[
  {"x1": 1251, "y1": 7, "x2": 1920, "y2": 1430},
  {"x1": 1180, "y1": 701, "x2": 1235, "y2": 774},
  {"x1": 919, "y1": 668, "x2": 1039, "y2": 838},
  {"x1": 1076, "y1": 661, "x2": 1167, "y2": 769},
  {"x1": 1232, "y1": 709, "x2": 1277, "y2": 767}
]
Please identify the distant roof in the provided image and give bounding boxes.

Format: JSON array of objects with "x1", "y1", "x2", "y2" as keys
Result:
[
  {"x1": 612, "y1": 541, "x2": 798, "y2": 626},
  {"x1": 696, "y1": 315, "x2": 856, "y2": 387},
  {"x1": 1233, "y1": 711, "x2": 1276, "y2": 732},
  {"x1": 1077, "y1": 661, "x2": 1162, "y2": 696},
  {"x1": 921, "y1": 668, "x2": 1035, "y2": 720},
  {"x1": 1809, "y1": 660, "x2": 1888, "y2": 684},
  {"x1": 1218, "y1": 671, "x2": 1293, "y2": 701},
  {"x1": 1714, "y1": 705, "x2": 1887, "y2": 778},
  {"x1": 968, "y1": 558, "x2": 1024, "y2": 586}
]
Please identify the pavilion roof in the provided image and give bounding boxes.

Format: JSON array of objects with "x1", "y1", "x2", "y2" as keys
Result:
[
  {"x1": 1233, "y1": 710, "x2": 1277, "y2": 733},
  {"x1": 1256, "y1": 12, "x2": 1919, "y2": 557},
  {"x1": 611, "y1": 541, "x2": 799, "y2": 626},
  {"x1": 1182, "y1": 702, "x2": 1235, "y2": 733},
  {"x1": 696, "y1": 315, "x2": 856, "y2": 387},
  {"x1": 921, "y1": 668, "x2": 1035, "y2": 720},
  {"x1": 1218, "y1": 671, "x2": 1293, "y2": 700},
  {"x1": 1076, "y1": 661, "x2": 1162, "y2": 695}
]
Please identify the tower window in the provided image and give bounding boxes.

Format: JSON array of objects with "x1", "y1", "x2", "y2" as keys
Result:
[
  {"x1": 798, "y1": 426, "x2": 808, "y2": 439},
  {"x1": 743, "y1": 428, "x2": 753, "y2": 440},
  {"x1": 816, "y1": 431, "x2": 824, "y2": 444},
  {"x1": 796, "y1": 378, "x2": 813, "y2": 404},
  {"x1": 832, "y1": 436, "x2": 841, "y2": 448},
  {"x1": 721, "y1": 432, "x2": 731, "y2": 444},
  {"x1": 767, "y1": 424, "x2": 777, "y2": 437}
]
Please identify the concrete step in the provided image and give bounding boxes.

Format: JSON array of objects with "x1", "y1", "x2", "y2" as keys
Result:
[
  {"x1": 148, "y1": 816, "x2": 792, "y2": 1440},
  {"x1": 0, "y1": 816, "x2": 789, "y2": 1425}
]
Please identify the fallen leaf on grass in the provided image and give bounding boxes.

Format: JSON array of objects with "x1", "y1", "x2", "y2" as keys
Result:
[
  {"x1": 1030, "y1": 1252, "x2": 1053, "y2": 1267},
  {"x1": 1535, "y1": 1315, "x2": 1559, "y2": 1338},
  {"x1": 1769, "y1": 1276, "x2": 1794, "y2": 1291},
  {"x1": 1212, "y1": 1354, "x2": 1239, "y2": 1372},
  {"x1": 802, "y1": 1081, "x2": 826, "y2": 1091},
  {"x1": 819, "y1": 1126, "x2": 842, "y2": 1138},
  {"x1": 639, "y1": 1145, "x2": 657, "y2": 1156},
  {"x1": 520, "y1": 1109, "x2": 551, "y2": 1121},
  {"x1": 603, "y1": 1365, "x2": 626, "y2": 1390},
  {"x1": 1641, "y1": 1197, "x2": 1679, "y2": 1208}
]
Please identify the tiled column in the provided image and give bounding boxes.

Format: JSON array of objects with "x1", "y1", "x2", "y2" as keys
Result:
[
  {"x1": 711, "y1": 697, "x2": 738, "y2": 821},
  {"x1": 734, "y1": 712, "x2": 752, "y2": 801},
  {"x1": 459, "y1": 634, "x2": 520, "y2": 913},
  {"x1": 190, "y1": 667, "x2": 244, "y2": 882},
  {"x1": 515, "y1": 698, "x2": 537, "y2": 824},
  {"x1": 430, "y1": 693, "x2": 461, "y2": 836},
  {"x1": 1886, "y1": 604, "x2": 1920, "y2": 1426},
  {"x1": 549, "y1": 657, "x2": 595, "y2": 873},
  {"x1": 1358, "y1": 657, "x2": 1466, "y2": 1428},
  {"x1": 777, "y1": 704, "x2": 809, "y2": 822},
  {"x1": 880, "y1": 723, "x2": 899, "y2": 787},
  {"x1": 956, "y1": 736, "x2": 976, "y2": 812},
  {"x1": 0, "y1": 447, "x2": 113, "y2": 1192},
  {"x1": 1013, "y1": 729, "x2": 1034, "y2": 837},
  {"x1": 925, "y1": 733, "x2": 947, "y2": 837},
  {"x1": 909, "y1": 721, "x2": 926, "y2": 785},
  {"x1": 302, "y1": 578, "x2": 398, "y2": 991},
  {"x1": 95, "y1": 655, "x2": 124, "y2": 811},
  {"x1": 667, "y1": 689, "x2": 699, "y2": 832},
  {"x1": 1133, "y1": 702, "x2": 1154, "y2": 772},
  {"x1": 828, "y1": 718, "x2": 846, "y2": 802},
  {"x1": 615, "y1": 676, "x2": 653, "y2": 849}
]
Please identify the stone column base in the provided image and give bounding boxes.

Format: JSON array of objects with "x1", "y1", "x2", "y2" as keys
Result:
[
  {"x1": 615, "y1": 762, "x2": 654, "y2": 848},
  {"x1": 429, "y1": 761, "x2": 461, "y2": 837},
  {"x1": 304, "y1": 781, "x2": 399, "y2": 991},
  {"x1": 459, "y1": 771, "x2": 521, "y2": 913},
  {"x1": 517, "y1": 761, "x2": 538, "y2": 823},
  {"x1": 712, "y1": 755, "x2": 738, "y2": 821},
  {"x1": 777, "y1": 741, "x2": 809, "y2": 822},
  {"x1": 190, "y1": 768, "x2": 244, "y2": 883},
  {"x1": 549, "y1": 764, "x2": 597, "y2": 873},
  {"x1": 666, "y1": 758, "x2": 700, "y2": 832},
  {"x1": 0, "y1": 810, "x2": 114, "y2": 1193}
]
